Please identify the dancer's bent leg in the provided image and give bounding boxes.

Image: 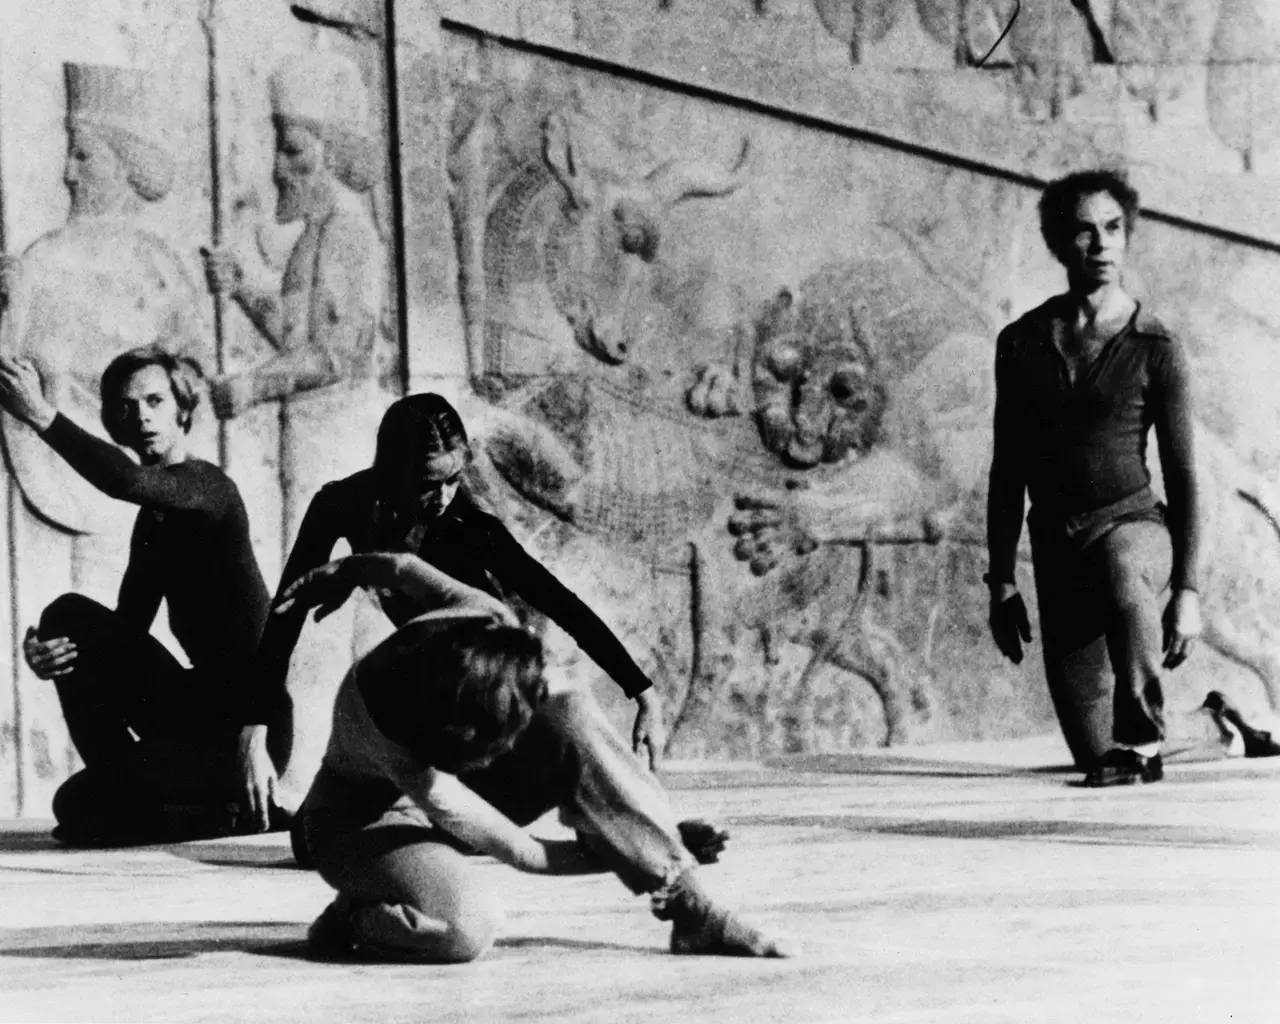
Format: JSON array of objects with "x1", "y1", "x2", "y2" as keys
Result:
[
  {"x1": 538, "y1": 690, "x2": 793, "y2": 957},
  {"x1": 306, "y1": 803, "x2": 502, "y2": 964},
  {"x1": 1099, "y1": 521, "x2": 1171, "y2": 748},
  {"x1": 41, "y1": 594, "x2": 246, "y2": 844},
  {"x1": 40, "y1": 594, "x2": 190, "y2": 769}
]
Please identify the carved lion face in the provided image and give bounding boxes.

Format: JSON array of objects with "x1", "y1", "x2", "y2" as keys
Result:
[{"x1": 752, "y1": 287, "x2": 886, "y2": 468}]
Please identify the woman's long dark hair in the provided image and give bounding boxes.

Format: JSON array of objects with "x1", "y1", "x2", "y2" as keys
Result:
[{"x1": 372, "y1": 393, "x2": 470, "y2": 503}]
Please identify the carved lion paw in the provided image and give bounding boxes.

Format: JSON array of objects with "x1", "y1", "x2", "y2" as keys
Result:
[
  {"x1": 728, "y1": 493, "x2": 819, "y2": 576},
  {"x1": 686, "y1": 364, "x2": 747, "y2": 419}
]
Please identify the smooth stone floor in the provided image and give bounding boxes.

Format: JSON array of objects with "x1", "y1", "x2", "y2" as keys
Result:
[{"x1": 2, "y1": 735, "x2": 1278, "y2": 1024}]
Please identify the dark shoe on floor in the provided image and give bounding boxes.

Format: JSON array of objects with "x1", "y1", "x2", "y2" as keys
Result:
[
  {"x1": 1081, "y1": 748, "x2": 1163, "y2": 788},
  {"x1": 1202, "y1": 691, "x2": 1280, "y2": 758},
  {"x1": 1242, "y1": 730, "x2": 1280, "y2": 758}
]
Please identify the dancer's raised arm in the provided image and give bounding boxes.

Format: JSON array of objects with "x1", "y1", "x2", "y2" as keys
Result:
[{"x1": 273, "y1": 552, "x2": 515, "y2": 626}]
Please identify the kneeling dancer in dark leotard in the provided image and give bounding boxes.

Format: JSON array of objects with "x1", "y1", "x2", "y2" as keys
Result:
[
  {"x1": 0, "y1": 346, "x2": 282, "y2": 844},
  {"x1": 281, "y1": 552, "x2": 794, "y2": 962}
]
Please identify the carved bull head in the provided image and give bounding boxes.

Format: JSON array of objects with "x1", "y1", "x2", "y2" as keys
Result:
[{"x1": 541, "y1": 111, "x2": 752, "y2": 365}]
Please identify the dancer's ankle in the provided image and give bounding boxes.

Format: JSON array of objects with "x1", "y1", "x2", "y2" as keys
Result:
[{"x1": 651, "y1": 868, "x2": 795, "y2": 958}]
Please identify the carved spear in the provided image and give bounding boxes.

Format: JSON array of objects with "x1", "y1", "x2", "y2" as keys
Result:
[{"x1": 199, "y1": 0, "x2": 230, "y2": 468}]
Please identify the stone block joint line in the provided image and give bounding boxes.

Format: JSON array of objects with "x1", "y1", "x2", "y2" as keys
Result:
[{"x1": 438, "y1": 16, "x2": 1280, "y2": 257}]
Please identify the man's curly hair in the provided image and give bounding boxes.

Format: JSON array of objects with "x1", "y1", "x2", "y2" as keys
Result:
[{"x1": 1038, "y1": 169, "x2": 1140, "y2": 264}]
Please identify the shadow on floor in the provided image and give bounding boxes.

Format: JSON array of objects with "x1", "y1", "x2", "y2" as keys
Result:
[
  {"x1": 245, "y1": 934, "x2": 657, "y2": 965},
  {"x1": 495, "y1": 936, "x2": 657, "y2": 955},
  {"x1": 0, "y1": 829, "x2": 66, "y2": 853},
  {"x1": 0, "y1": 922, "x2": 303, "y2": 961},
  {"x1": 0, "y1": 823, "x2": 303, "y2": 868},
  {"x1": 765, "y1": 754, "x2": 1078, "y2": 778},
  {"x1": 0, "y1": 920, "x2": 658, "y2": 965},
  {"x1": 167, "y1": 843, "x2": 302, "y2": 870},
  {"x1": 748, "y1": 813, "x2": 1280, "y2": 849}
]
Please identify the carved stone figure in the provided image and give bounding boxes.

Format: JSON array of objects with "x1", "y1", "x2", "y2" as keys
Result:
[
  {"x1": 709, "y1": 266, "x2": 1280, "y2": 741},
  {"x1": 203, "y1": 47, "x2": 386, "y2": 544},
  {"x1": 462, "y1": 107, "x2": 752, "y2": 378},
  {"x1": 446, "y1": 102, "x2": 761, "y2": 547},
  {"x1": 690, "y1": 282, "x2": 889, "y2": 468},
  {"x1": 689, "y1": 256, "x2": 990, "y2": 546},
  {"x1": 679, "y1": 257, "x2": 999, "y2": 746},
  {"x1": 0, "y1": 63, "x2": 204, "y2": 534}
]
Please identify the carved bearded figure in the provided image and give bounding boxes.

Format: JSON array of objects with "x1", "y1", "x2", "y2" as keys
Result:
[
  {"x1": 0, "y1": 63, "x2": 204, "y2": 534},
  {"x1": 203, "y1": 47, "x2": 386, "y2": 546}
]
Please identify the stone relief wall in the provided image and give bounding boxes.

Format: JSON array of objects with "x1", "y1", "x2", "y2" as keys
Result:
[
  {"x1": 0, "y1": 0, "x2": 1278, "y2": 812},
  {"x1": 411, "y1": 0, "x2": 1280, "y2": 761},
  {"x1": 0, "y1": 0, "x2": 402, "y2": 815}
]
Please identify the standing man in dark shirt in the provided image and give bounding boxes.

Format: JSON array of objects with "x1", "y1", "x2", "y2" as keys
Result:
[
  {"x1": 0, "y1": 345, "x2": 282, "y2": 842},
  {"x1": 985, "y1": 169, "x2": 1202, "y2": 787}
]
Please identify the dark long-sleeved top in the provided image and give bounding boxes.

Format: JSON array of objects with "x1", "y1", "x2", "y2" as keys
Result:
[
  {"x1": 254, "y1": 469, "x2": 653, "y2": 719},
  {"x1": 42, "y1": 414, "x2": 271, "y2": 725},
  {"x1": 987, "y1": 297, "x2": 1201, "y2": 592}
]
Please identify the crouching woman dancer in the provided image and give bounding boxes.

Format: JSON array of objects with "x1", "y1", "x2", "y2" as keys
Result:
[{"x1": 280, "y1": 552, "x2": 795, "y2": 963}]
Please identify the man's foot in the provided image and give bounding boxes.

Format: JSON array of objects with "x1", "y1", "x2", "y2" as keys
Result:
[
  {"x1": 1202, "y1": 692, "x2": 1280, "y2": 758},
  {"x1": 1081, "y1": 748, "x2": 1163, "y2": 787},
  {"x1": 307, "y1": 896, "x2": 361, "y2": 961},
  {"x1": 652, "y1": 869, "x2": 796, "y2": 958}
]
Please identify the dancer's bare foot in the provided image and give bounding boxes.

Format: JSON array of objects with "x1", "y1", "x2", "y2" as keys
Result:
[{"x1": 653, "y1": 869, "x2": 796, "y2": 958}]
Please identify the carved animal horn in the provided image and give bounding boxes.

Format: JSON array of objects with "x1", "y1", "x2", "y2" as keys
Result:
[
  {"x1": 543, "y1": 110, "x2": 589, "y2": 207},
  {"x1": 646, "y1": 136, "x2": 753, "y2": 206}
]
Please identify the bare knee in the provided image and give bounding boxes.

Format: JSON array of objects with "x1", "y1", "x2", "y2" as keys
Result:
[
  {"x1": 436, "y1": 909, "x2": 500, "y2": 964},
  {"x1": 391, "y1": 905, "x2": 500, "y2": 964},
  {"x1": 348, "y1": 898, "x2": 502, "y2": 964}
]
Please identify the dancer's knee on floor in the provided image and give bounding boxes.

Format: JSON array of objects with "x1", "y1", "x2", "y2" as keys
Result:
[
  {"x1": 438, "y1": 913, "x2": 499, "y2": 964},
  {"x1": 351, "y1": 899, "x2": 500, "y2": 964},
  {"x1": 52, "y1": 770, "x2": 104, "y2": 827}
]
